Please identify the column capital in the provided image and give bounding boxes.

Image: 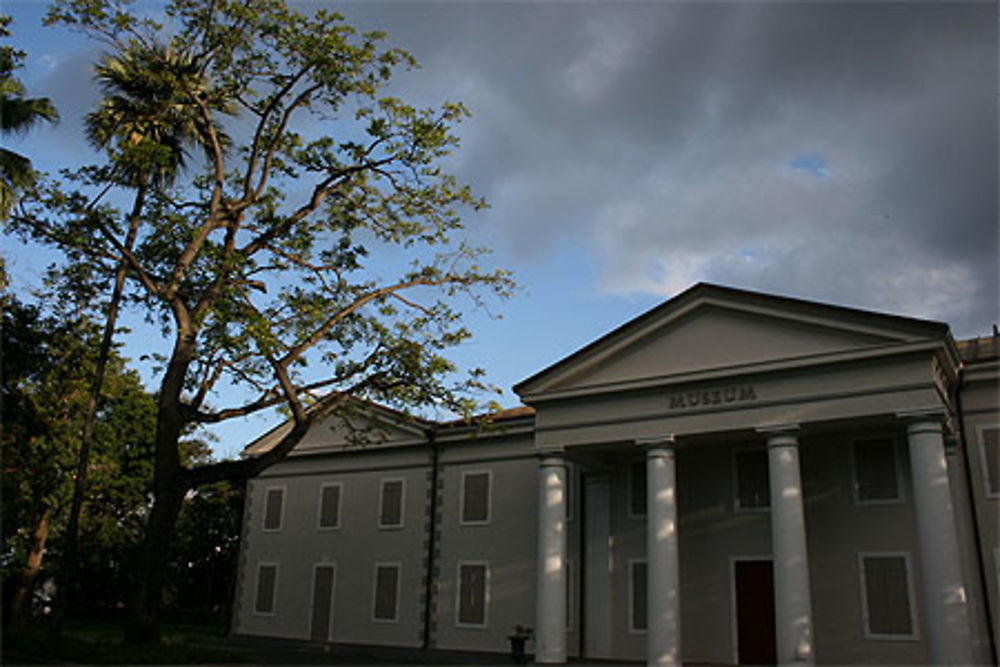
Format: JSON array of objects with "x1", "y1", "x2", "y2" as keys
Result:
[
  {"x1": 536, "y1": 447, "x2": 566, "y2": 463},
  {"x1": 635, "y1": 434, "x2": 676, "y2": 452},
  {"x1": 896, "y1": 408, "x2": 947, "y2": 428},
  {"x1": 757, "y1": 424, "x2": 800, "y2": 449},
  {"x1": 755, "y1": 423, "x2": 800, "y2": 436}
]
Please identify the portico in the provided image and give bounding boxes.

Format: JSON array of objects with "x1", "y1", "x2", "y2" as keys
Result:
[{"x1": 516, "y1": 284, "x2": 978, "y2": 665}]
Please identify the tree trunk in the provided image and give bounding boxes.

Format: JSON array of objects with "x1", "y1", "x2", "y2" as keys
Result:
[
  {"x1": 123, "y1": 479, "x2": 185, "y2": 643},
  {"x1": 123, "y1": 330, "x2": 192, "y2": 644},
  {"x1": 10, "y1": 509, "x2": 50, "y2": 627}
]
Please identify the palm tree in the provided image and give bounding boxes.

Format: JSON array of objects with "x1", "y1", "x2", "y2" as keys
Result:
[
  {"x1": 86, "y1": 44, "x2": 227, "y2": 187},
  {"x1": 1, "y1": 16, "x2": 58, "y2": 220}
]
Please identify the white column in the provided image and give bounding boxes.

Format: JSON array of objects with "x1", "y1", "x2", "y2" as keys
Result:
[
  {"x1": 764, "y1": 428, "x2": 814, "y2": 665},
  {"x1": 905, "y1": 417, "x2": 973, "y2": 665},
  {"x1": 643, "y1": 438, "x2": 681, "y2": 667},
  {"x1": 584, "y1": 474, "x2": 612, "y2": 659},
  {"x1": 535, "y1": 454, "x2": 567, "y2": 664}
]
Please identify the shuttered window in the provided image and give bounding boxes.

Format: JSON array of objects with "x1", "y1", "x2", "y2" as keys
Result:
[
  {"x1": 629, "y1": 459, "x2": 647, "y2": 516},
  {"x1": 859, "y1": 554, "x2": 916, "y2": 638},
  {"x1": 254, "y1": 563, "x2": 278, "y2": 615},
  {"x1": 318, "y1": 483, "x2": 342, "y2": 529},
  {"x1": 735, "y1": 449, "x2": 770, "y2": 510},
  {"x1": 263, "y1": 487, "x2": 284, "y2": 531},
  {"x1": 629, "y1": 560, "x2": 647, "y2": 633},
  {"x1": 854, "y1": 438, "x2": 900, "y2": 503},
  {"x1": 373, "y1": 564, "x2": 400, "y2": 622},
  {"x1": 457, "y1": 562, "x2": 488, "y2": 627},
  {"x1": 981, "y1": 427, "x2": 999, "y2": 497},
  {"x1": 461, "y1": 471, "x2": 491, "y2": 524},
  {"x1": 379, "y1": 479, "x2": 404, "y2": 528}
]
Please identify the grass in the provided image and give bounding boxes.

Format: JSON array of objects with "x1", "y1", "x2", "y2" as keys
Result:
[{"x1": 2, "y1": 618, "x2": 249, "y2": 664}]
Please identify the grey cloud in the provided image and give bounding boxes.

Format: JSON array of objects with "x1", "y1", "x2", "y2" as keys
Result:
[
  {"x1": 14, "y1": 1, "x2": 996, "y2": 337},
  {"x1": 354, "y1": 2, "x2": 997, "y2": 334}
]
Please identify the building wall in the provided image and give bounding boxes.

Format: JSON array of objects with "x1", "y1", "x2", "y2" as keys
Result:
[
  {"x1": 432, "y1": 435, "x2": 539, "y2": 652},
  {"x1": 957, "y1": 352, "x2": 999, "y2": 660},
  {"x1": 234, "y1": 446, "x2": 433, "y2": 646}
]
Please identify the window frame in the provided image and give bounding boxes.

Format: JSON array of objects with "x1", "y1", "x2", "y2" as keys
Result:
[
  {"x1": 459, "y1": 469, "x2": 493, "y2": 526},
  {"x1": 253, "y1": 561, "x2": 279, "y2": 617},
  {"x1": 977, "y1": 424, "x2": 1000, "y2": 499},
  {"x1": 857, "y1": 551, "x2": 919, "y2": 641},
  {"x1": 317, "y1": 482, "x2": 343, "y2": 531},
  {"x1": 732, "y1": 447, "x2": 770, "y2": 513},
  {"x1": 851, "y1": 436, "x2": 904, "y2": 506},
  {"x1": 454, "y1": 560, "x2": 490, "y2": 629},
  {"x1": 371, "y1": 562, "x2": 402, "y2": 623},
  {"x1": 377, "y1": 477, "x2": 406, "y2": 529},
  {"x1": 261, "y1": 485, "x2": 286, "y2": 532},
  {"x1": 628, "y1": 558, "x2": 648, "y2": 635}
]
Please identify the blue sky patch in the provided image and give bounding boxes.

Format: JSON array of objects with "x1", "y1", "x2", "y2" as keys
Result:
[{"x1": 787, "y1": 153, "x2": 829, "y2": 178}]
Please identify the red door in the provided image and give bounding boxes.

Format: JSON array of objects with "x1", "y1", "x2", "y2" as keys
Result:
[{"x1": 734, "y1": 560, "x2": 776, "y2": 665}]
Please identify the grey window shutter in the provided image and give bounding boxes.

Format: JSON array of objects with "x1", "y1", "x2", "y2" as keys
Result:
[
  {"x1": 458, "y1": 564, "x2": 487, "y2": 625},
  {"x1": 264, "y1": 488, "x2": 283, "y2": 530},
  {"x1": 255, "y1": 565, "x2": 277, "y2": 614},
  {"x1": 320, "y1": 485, "x2": 341, "y2": 528},
  {"x1": 462, "y1": 473, "x2": 490, "y2": 523}
]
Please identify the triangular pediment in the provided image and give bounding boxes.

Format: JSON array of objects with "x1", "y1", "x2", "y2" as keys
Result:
[
  {"x1": 243, "y1": 400, "x2": 428, "y2": 458},
  {"x1": 515, "y1": 283, "x2": 949, "y2": 399}
]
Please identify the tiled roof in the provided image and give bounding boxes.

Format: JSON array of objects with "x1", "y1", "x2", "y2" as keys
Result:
[{"x1": 957, "y1": 336, "x2": 999, "y2": 363}]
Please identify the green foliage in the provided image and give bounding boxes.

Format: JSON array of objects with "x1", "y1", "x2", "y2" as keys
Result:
[
  {"x1": 19, "y1": 0, "x2": 513, "y2": 439},
  {"x1": 166, "y1": 481, "x2": 243, "y2": 614},
  {"x1": 0, "y1": 289, "x2": 155, "y2": 588},
  {"x1": 0, "y1": 15, "x2": 59, "y2": 219}
]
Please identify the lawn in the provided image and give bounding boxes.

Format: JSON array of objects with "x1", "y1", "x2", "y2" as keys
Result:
[{"x1": 2, "y1": 618, "x2": 249, "y2": 664}]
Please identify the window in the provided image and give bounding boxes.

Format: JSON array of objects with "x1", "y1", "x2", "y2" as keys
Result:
[
  {"x1": 854, "y1": 437, "x2": 901, "y2": 503},
  {"x1": 460, "y1": 471, "x2": 491, "y2": 525},
  {"x1": 735, "y1": 449, "x2": 770, "y2": 510},
  {"x1": 372, "y1": 563, "x2": 401, "y2": 622},
  {"x1": 378, "y1": 478, "x2": 405, "y2": 528},
  {"x1": 629, "y1": 559, "x2": 647, "y2": 633},
  {"x1": 262, "y1": 486, "x2": 284, "y2": 531},
  {"x1": 254, "y1": 563, "x2": 278, "y2": 615},
  {"x1": 980, "y1": 427, "x2": 999, "y2": 498},
  {"x1": 629, "y1": 459, "x2": 647, "y2": 516},
  {"x1": 456, "y1": 562, "x2": 489, "y2": 627},
  {"x1": 318, "y1": 482, "x2": 342, "y2": 529},
  {"x1": 858, "y1": 553, "x2": 917, "y2": 639}
]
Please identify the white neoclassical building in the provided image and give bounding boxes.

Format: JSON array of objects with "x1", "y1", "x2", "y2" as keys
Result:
[{"x1": 232, "y1": 283, "x2": 999, "y2": 665}]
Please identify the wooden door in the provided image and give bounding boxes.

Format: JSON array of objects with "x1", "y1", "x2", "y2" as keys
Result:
[
  {"x1": 734, "y1": 559, "x2": 776, "y2": 665},
  {"x1": 310, "y1": 565, "x2": 335, "y2": 641}
]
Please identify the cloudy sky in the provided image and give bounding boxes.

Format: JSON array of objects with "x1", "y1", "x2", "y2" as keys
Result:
[{"x1": 6, "y1": 1, "x2": 998, "y2": 455}]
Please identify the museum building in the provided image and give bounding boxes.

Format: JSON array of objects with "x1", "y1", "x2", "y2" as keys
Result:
[{"x1": 231, "y1": 283, "x2": 999, "y2": 665}]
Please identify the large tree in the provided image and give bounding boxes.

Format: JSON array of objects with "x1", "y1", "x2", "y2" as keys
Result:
[{"x1": 14, "y1": 0, "x2": 511, "y2": 643}]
